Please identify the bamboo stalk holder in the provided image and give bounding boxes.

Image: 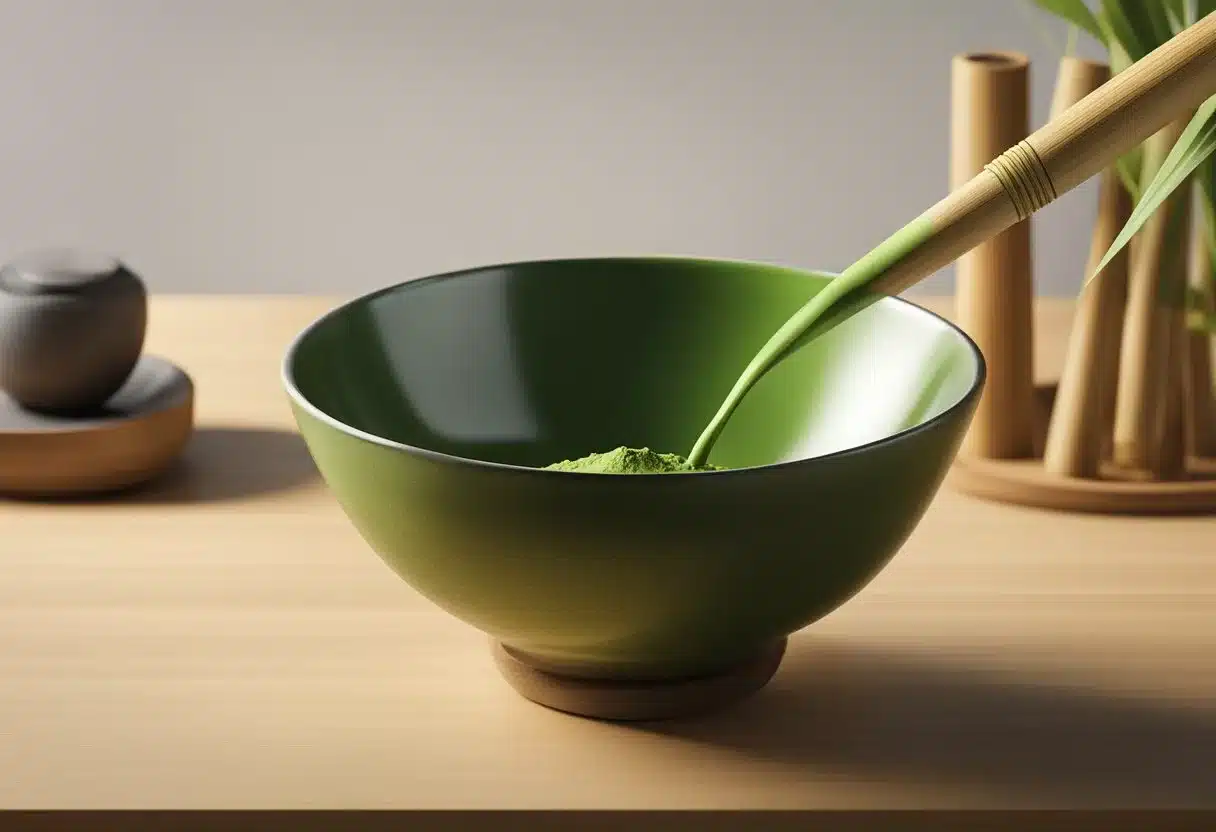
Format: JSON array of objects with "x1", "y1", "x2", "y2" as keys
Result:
[{"x1": 945, "y1": 55, "x2": 1216, "y2": 515}]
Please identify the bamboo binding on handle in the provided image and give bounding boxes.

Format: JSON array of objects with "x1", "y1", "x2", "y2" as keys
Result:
[{"x1": 865, "y1": 10, "x2": 1216, "y2": 301}]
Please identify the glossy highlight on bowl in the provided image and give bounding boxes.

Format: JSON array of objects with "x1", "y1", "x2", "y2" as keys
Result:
[{"x1": 283, "y1": 256, "x2": 985, "y2": 720}]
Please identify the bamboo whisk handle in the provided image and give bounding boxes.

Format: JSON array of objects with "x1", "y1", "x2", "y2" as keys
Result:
[{"x1": 868, "y1": 10, "x2": 1216, "y2": 300}]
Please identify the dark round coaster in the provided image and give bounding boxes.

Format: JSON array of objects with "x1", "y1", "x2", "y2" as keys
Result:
[
  {"x1": 493, "y1": 638, "x2": 787, "y2": 722},
  {"x1": 0, "y1": 355, "x2": 194, "y2": 497}
]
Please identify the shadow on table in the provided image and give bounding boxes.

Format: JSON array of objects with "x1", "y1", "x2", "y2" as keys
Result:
[
  {"x1": 634, "y1": 637, "x2": 1216, "y2": 808},
  {"x1": 49, "y1": 426, "x2": 322, "y2": 505}
]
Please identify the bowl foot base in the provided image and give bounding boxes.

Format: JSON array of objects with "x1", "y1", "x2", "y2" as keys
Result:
[{"x1": 492, "y1": 639, "x2": 786, "y2": 722}]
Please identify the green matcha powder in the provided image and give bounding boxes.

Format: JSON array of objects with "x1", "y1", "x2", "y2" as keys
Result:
[{"x1": 545, "y1": 446, "x2": 723, "y2": 474}]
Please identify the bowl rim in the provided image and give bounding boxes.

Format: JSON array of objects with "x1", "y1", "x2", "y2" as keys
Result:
[{"x1": 281, "y1": 254, "x2": 986, "y2": 478}]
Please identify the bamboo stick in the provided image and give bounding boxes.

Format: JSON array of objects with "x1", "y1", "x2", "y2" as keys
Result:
[
  {"x1": 952, "y1": 52, "x2": 1036, "y2": 460},
  {"x1": 1043, "y1": 58, "x2": 1131, "y2": 479},
  {"x1": 1113, "y1": 118, "x2": 1190, "y2": 475},
  {"x1": 1185, "y1": 214, "x2": 1216, "y2": 457}
]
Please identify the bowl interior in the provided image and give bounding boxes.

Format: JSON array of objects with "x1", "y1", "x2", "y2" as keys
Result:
[{"x1": 287, "y1": 258, "x2": 981, "y2": 470}]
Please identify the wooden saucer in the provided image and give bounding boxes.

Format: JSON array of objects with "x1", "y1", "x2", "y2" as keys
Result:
[
  {"x1": 493, "y1": 639, "x2": 787, "y2": 722},
  {"x1": 948, "y1": 383, "x2": 1216, "y2": 515},
  {"x1": 0, "y1": 355, "x2": 194, "y2": 497}
]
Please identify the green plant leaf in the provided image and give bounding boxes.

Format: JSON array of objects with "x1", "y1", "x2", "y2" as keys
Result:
[
  {"x1": 1136, "y1": 0, "x2": 1178, "y2": 45},
  {"x1": 1100, "y1": 0, "x2": 1172, "y2": 59},
  {"x1": 1163, "y1": 0, "x2": 1189, "y2": 31},
  {"x1": 1159, "y1": 176, "x2": 1194, "y2": 309},
  {"x1": 1095, "y1": 8, "x2": 1134, "y2": 71},
  {"x1": 1099, "y1": 0, "x2": 1145, "y2": 58},
  {"x1": 1089, "y1": 94, "x2": 1216, "y2": 283},
  {"x1": 1031, "y1": 0, "x2": 1107, "y2": 44},
  {"x1": 1116, "y1": 147, "x2": 1144, "y2": 202}
]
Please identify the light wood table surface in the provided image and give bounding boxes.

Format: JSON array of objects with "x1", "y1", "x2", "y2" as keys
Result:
[{"x1": 1, "y1": 296, "x2": 1212, "y2": 810}]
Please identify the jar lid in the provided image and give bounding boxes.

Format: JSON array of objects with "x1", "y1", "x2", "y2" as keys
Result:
[{"x1": 0, "y1": 249, "x2": 124, "y2": 294}]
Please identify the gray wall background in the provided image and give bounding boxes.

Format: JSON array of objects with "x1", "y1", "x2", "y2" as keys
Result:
[{"x1": 0, "y1": 0, "x2": 1107, "y2": 296}]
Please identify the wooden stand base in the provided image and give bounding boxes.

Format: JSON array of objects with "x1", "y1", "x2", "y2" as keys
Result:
[
  {"x1": 0, "y1": 355, "x2": 194, "y2": 498},
  {"x1": 948, "y1": 384, "x2": 1216, "y2": 514},
  {"x1": 493, "y1": 639, "x2": 786, "y2": 722}
]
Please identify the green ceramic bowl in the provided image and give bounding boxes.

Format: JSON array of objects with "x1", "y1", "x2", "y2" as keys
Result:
[{"x1": 284, "y1": 257, "x2": 984, "y2": 714}]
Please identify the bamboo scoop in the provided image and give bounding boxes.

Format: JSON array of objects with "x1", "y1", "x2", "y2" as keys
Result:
[{"x1": 685, "y1": 11, "x2": 1216, "y2": 467}]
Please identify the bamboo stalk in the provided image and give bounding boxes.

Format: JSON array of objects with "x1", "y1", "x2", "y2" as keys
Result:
[
  {"x1": 1097, "y1": 234, "x2": 1141, "y2": 464},
  {"x1": 1112, "y1": 118, "x2": 1191, "y2": 475},
  {"x1": 952, "y1": 52, "x2": 1036, "y2": 460},
  {"x1": 1048, "y1": 57, "x2": 1108, "y2": 123},
  {"x1": 1153, "y1": 199, "x2": 1194, "y2": 479},
  {"x1": 1044, "y1": 167, "x2": 1133, "y2": 476},
  {"x1": 1185, "y1": 214, "x2": 1216, "y2": 457},
  {"x1": 1043, "y1": 58, "x2": 1131, "y2": 479}
]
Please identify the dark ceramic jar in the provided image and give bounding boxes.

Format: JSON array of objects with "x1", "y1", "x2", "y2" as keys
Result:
[{"x1": 0, "y1": 249, "x2": 147, "y2": 414}]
